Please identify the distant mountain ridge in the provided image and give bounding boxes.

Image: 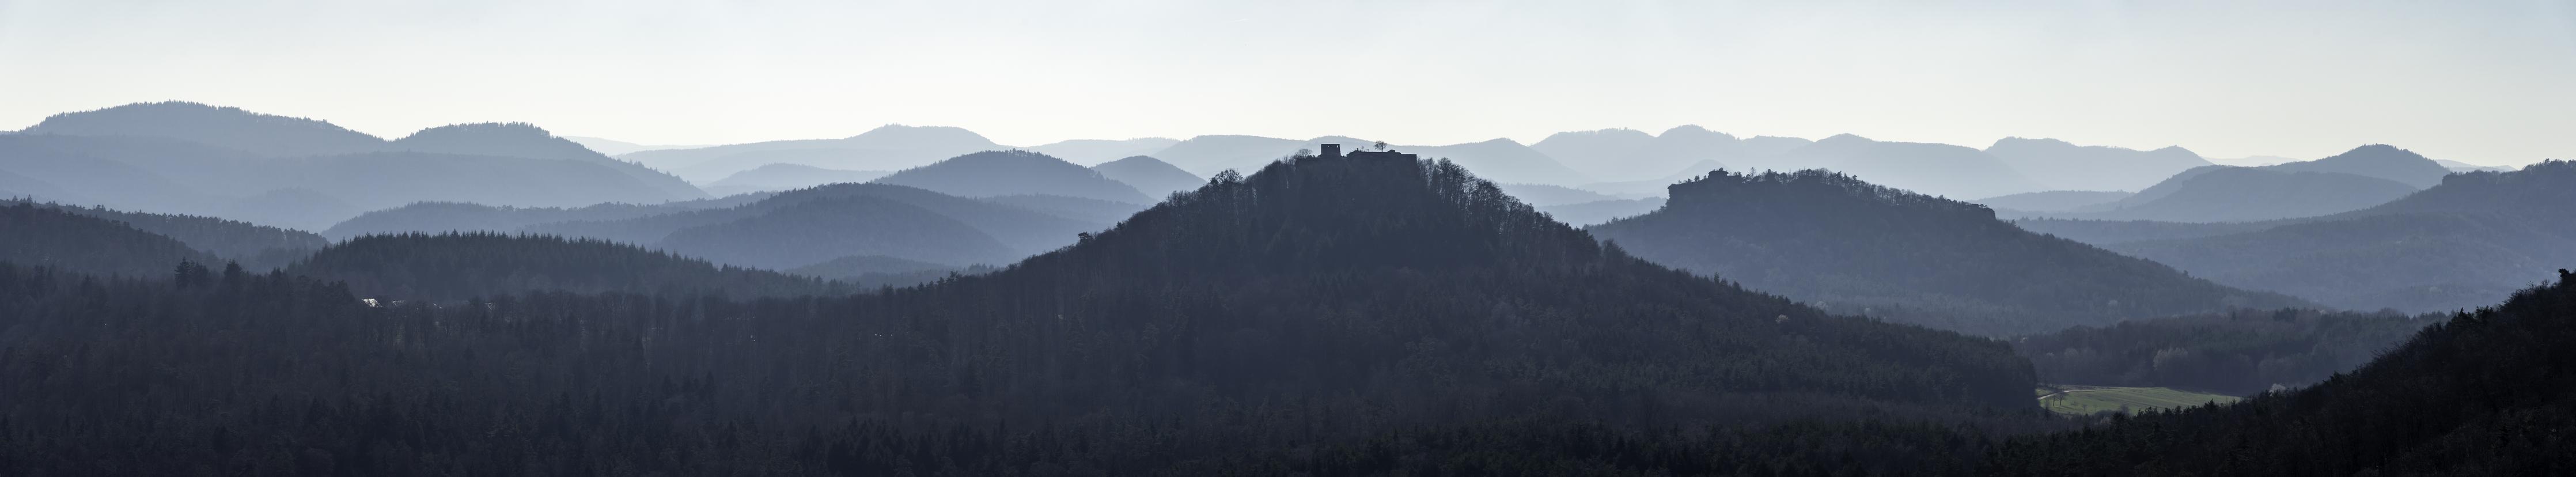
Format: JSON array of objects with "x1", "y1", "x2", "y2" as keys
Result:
[
  {"x1": 1983, "y1": 137, "x2": 2212, "y2": 192},
  {"x1": 699, "y1": 163, "x2": 889, "y2": 196},
  {"x1": 2096, "y1": 160, "x2": 2576, "y2": 312},
  {"x1": 1765, "y1": 134, "x2": 2048, "y2": 199},
  {"x1": 2035, "y1": 165, "x2": 2418, "y2": 222},
  {"x1": 562, "y1": 136, "x2": 710, "y2": 156},
  {"x1": 1528, "y1": 128, "x2": 1654, "y2": 179},
  {"x1": 3, "y1": 102, "x2": 707, "y2": 229},
  {"x1": 2263, "y1": 143, "x2": 2452, "y2": 188},
  {"x1": 1497, "y1": 183, "x2": 1621, "y2": 207},
  {"x1": 871, "y1": 150, "x2": 1151, "y2": 203},
  {"x1": 2003, "y1": 145, "x2": 2452, "y2": 223},
  {"x1": 522, "y1": 182, "x2": 1109, "y2": 268},
  {"x1": 619, "y1": 124, "x2": 1006, "y2": 181},
  {"x1": 20, "y1": 101, "x2": 384, "y2": 156},
  {"x1": 1973, "y1": 190, "x2": 2132, "y2": 213},
  {"x1": 1532, "y1": 126, "x2": 1814, "y2": 183},
  {"x1": 390, "y1": 122, "x2": 703, "y2": 199},
  {"x1": 1089, "y1": 156, "x2": 1203, "y2": 199},
  {"x1": 1025, "y1": 138, "x2": 1179, "y2": 165}
]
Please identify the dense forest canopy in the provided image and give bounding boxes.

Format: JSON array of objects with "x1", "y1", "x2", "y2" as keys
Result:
[
  {"x1": 1988, "y1": 270, "x2": 2576, "y2": 475},
  {"x1": 2, "y1": 101, "x2": 2563, "y2": 475},
  {"x1": 2014, "y1": 308, "x2": 2431, "y2": 395},
  {"x1": 0, "y1": 152, "x2": 2060, "y2": 475}
]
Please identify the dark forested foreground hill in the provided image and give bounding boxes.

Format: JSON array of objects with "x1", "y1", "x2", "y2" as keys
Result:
[
  {"x1": 0, "y1": 152, "x2": 2053, "y2": 475},
  {"x1": 286, "y1": 232, "x2": 846, "y2": 301},
  {"x1": 1988, "y1": 270, "x2": 2576, "y2": 476},
  {"x1": 1590, "y1": 169, "x2": 2304, "y2": 336}
]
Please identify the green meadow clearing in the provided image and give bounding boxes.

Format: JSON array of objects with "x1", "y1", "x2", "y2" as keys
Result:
[{"x1": 2037, "y1": 384, "x2": 2242, "y2": 415}]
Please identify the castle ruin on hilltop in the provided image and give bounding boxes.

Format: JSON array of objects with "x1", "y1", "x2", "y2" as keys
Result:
[{"x1": 1319, "y1": 143, "x2": 1416, "y2": 161}]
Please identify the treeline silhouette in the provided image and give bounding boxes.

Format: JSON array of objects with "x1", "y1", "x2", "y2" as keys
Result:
[{"x1": 0, "y1": 153, "x2": 2050, "y2": 474}]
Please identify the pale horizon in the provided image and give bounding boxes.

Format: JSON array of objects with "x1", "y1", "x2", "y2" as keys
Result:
[{"x1": 5, "y1": 1, "x2": 2571, "y2": 166}]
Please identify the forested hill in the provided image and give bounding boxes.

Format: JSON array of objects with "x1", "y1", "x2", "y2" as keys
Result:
[
  {"x1": 1589, "y1": 169, "x2": 2305, "y2": 336},
  {"x1": 1, "y1": 202, "x2": 215, "y2": 277},
  {"x1": 1989, "y1": 270, "x2": 2576, "y2": 475},
  {"x1": 1089, "y1": 155, "x2": 1203, "y2": 199},
  {"x1": 896, "y1": 153, "x2": 2039, "y2": 413},
  {"x1": 2040, "y1": 166, "x2": 2418, "y2": 222},
  {"x1": 7, "y1": 199, "x2": 324, "y2": 267},
  {"x1": 521, "y1": 183, "x2": 1070, "y2": 268},
  {"x1": 0, "y1": 152, "x2": 2042, "y2": 475},
  {"x1": 287, "y1": 232, "x2": 846, "y2": 301},
  {"x1": 19, "y1": 101, "x2": 383, "y2": 156},
  {"x1": 2263, "y1": 143, "x2": 2453, "y2": 189},
  {"x1": 389, "y1": 122, "x2": 704, "y2": 199}
]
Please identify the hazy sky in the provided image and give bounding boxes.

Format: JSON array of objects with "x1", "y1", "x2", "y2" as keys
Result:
[{"x1": 3, "y1": 1, "x2": 2571, "y2": 165}]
